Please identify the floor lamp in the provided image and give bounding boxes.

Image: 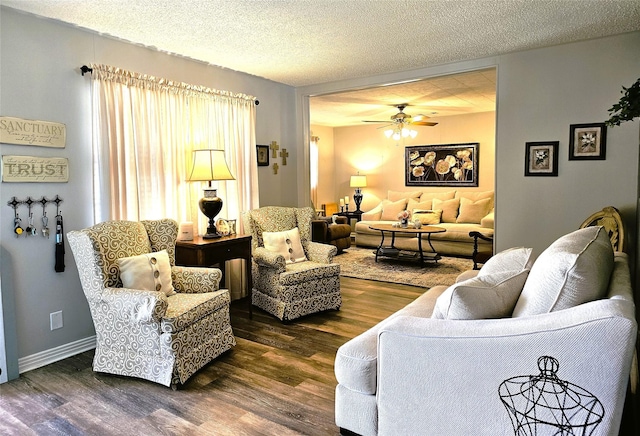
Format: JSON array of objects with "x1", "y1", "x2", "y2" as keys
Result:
[{"x1": 187, "y1": 149, "x2": 235, "y2": 239}]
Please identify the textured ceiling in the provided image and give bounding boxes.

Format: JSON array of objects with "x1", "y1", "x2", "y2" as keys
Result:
[{"x1": 4, "y1": 0, "x2": 639, "y2": 126}]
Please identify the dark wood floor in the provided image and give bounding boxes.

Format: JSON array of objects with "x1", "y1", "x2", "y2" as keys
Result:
[{"x1": 0, "y1": 277, "x2": 427, "y2": 435}]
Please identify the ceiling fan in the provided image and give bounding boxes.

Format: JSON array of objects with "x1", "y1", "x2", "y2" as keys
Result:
[{"x1": 362, "y1": 104, "x2": 438, "y2": 128}]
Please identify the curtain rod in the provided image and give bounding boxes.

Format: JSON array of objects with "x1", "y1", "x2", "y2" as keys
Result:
[{"x1": 79, "y1": 65, "x2": 259, "y2": 105}]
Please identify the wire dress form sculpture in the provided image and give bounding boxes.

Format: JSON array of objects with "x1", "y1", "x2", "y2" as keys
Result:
[{"x1": 499, "y1": 356, "x2": 604, "y2": 436}]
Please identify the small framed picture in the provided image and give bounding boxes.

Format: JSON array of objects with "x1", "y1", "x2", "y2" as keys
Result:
[
  {"x1": 569, "y1": 123, "x2": 607, "y2": 160},
  {"x1": 525, "y1": 141, "x2": 559, "y2": 177},
  {"x1": 256, "y1": 145, "x2": 269, "y2": 166}
]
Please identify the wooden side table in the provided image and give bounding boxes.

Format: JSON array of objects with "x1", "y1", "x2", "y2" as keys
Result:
[
  {"x1": 175, "y1": 234, "x2": 253, "y2": 317},
  {"x1": 335, "y1": 210, "x2": 363, "y2": 222}
]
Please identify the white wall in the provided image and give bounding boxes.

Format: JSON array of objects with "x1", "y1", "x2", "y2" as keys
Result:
[{"x1": 0, "y1": 7, "x2": 297, "y2": 373}]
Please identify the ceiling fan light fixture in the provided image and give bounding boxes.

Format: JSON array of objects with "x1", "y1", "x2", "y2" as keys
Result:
[{"x1": 384, "y1": 129, "x2": 394, "y2": 138}]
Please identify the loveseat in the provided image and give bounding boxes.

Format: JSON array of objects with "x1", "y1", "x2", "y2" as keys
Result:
[
  {"x1": 355, "y1": 189, "x2": 494, "y2": 257},
  {"x1": 335, "y1": 226, "x2": 637, "y2": 435}
]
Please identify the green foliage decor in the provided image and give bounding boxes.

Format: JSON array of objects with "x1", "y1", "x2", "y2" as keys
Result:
[{"x1": 605, "y1": 77, "x2": 640, "y2": 127}]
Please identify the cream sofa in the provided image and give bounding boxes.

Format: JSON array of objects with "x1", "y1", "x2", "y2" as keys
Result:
[
  {"x1": 355, "y1": 189, "x2": 494, "y2": 257},
  {"x1": 335, "y1": 226, "x2": 638, "y2": 435}
]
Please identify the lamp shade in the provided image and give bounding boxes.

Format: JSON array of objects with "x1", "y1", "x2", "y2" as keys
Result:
[
  {"x1": 350, "y1": 175, "x2": 367, "y2": 188},
  {"x1": 187, "y1": 149, "x2": 235, "y2": 182}
]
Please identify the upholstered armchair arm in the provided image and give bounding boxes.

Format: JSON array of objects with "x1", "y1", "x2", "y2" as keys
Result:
[
  {"x1": 171, "y1": 266, "x2": 222, "y2": 294},
  {"x1": 253, "y1": 246, "x2": 287, "y2": 272},
  {"x1": 101, "y1": 287, "x2": 168, "y2": 323},
  {"x1": 306, "y1": 240, "x2": 337, "y2": 263}
]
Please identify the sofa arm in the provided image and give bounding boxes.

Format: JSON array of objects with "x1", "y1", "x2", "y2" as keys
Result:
[
  {"x1": 171, "y1": 265, "x2": 222, "y2": 293},
  {"x1": 480, "y1": 210, "x2": 494, "y2": 228},
  {"x1": 376, "y1": 301, "x2": 637, "y2": 435},
  {"x1": 102, "y1": 287, "x2": 168, "y2": 323}
]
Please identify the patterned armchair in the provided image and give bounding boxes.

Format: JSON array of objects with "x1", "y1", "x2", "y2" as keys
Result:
[
  {"x1": 67, "y1": 219, "x2": 235, "y2": 388},
  {"x1": 242, "y1": 206, "x2": 342, "y2": 321}
]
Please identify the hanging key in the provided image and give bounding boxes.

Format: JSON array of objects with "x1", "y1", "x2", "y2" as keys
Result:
[
  {"x1": 26, "y1": 213, "x2": 37, "y2": 236},
  {"x1": 14, "y1": 215, "x2": 23, "y2": 237},
  {"x1": 42, "y1": 214, "x2": 50, "y2": 238}
]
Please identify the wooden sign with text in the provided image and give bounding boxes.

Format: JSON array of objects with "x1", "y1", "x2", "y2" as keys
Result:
[
  {"x1": 1, "y1": 155, "x2": 69, "y2": 183},
  {"x1": 0, "y1": 116, "x2": 66, "y2": 148}
]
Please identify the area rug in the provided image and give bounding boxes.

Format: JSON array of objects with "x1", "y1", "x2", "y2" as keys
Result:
[{"x1": 334, "y1": 246, "x2": 474, "y2": 288}]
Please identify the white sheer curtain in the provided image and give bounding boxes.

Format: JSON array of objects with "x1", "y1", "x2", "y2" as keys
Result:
[{"x1": 90, "y1": 64, "x2": 259, "y2": 298}]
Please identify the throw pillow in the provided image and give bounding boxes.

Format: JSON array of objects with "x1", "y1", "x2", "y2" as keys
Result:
[
  {"x1": 407, "y1": 199, "x2": 434, "y2": 214},
  {"x1": 362, "y1": 202, "x2": 382, "y2": 221},
  {"x1": 457, "y1": 190, "x2": 495, "y2": 210},
  {"x1": 456, "y1": 197, "x2": 492, "y2": 224},
  {"x1": 512, "y1": 226, "x2": 614, "y2": 317},
  {"x1": 412, "y1": 209, "x2": 442, "y2": 225},
  {"x1": 117, "y1": 249, "x2": 176, "y2": 296},
  {"x1": 432, "y1": 198, "x2": 460, "y2": 223},
  {"x1": 478, "y1": 247, "x2": 534, "y2": 277},
  {"x1": 431, "y1": 270, "x2": 529, "y2": 320},
  {"x1": 388, "y1": 190, "x2": 422, "y2": 202},
  {"x1": 380, "y1": 199, "x2": 408, "y2": 220},
  {"x1": 262, "y1": 227, "x2": 307, "y2": 264}
]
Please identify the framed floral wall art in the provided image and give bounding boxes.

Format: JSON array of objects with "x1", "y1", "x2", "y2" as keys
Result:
[
  {"x1": 405, "y1": 143, "x2": 478, "y2": 187},
  {"x1": 525, "y1": 141, "x2": 559, "y2": 177},
  {"x1": 569, "y1": 123, "x2": 607, "y2": 160}
]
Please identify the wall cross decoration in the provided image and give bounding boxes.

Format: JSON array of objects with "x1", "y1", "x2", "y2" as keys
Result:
[
  {"x1": 272, "y1": 163, "x2": 279, "y2": 174},
  {"x1": 280, "y1": 148, "x2": 289, "y2": 165},
  {"x1": 270, "y1": 140, "x2": 279, "y2": 158}
]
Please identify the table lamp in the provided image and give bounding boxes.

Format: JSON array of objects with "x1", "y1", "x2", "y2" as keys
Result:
[
  {"x1": 187, "y1": 149, "x2": 235, "y2": 239},
  {"x1": 350, "y1": 173, "x2": 367, "y2": 212}
]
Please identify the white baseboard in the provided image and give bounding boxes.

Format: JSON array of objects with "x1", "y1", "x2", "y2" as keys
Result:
[{"x1": 19, "y1": 336, "x2": 96, "y2": 374}]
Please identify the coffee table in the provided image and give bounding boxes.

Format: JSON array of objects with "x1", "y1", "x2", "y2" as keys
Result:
[{"x1": 369, "y1": 224, "x2": 446, "y2": 267}]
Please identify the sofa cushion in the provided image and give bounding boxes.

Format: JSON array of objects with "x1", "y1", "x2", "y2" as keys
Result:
[
  {"x1": 479, "y1": 247, "x2": 534, "y2": 277},
  {"x1": 432, "y1": 198, "x2": 460, "y2": 223},
  {"x1": 380, "y1": 199, "x2": 407, "y2": 220},
  {"x1": 263, "y1": 227, "x2": 307, "y2": 264},
  {"x1": 512, "y1": 226, "x2": 614, "y2": 317},
  {"x1": 432, "y1": 270, "x2": 529, "y2": 319},
  {"x1": 388, "y1": 190, "x2": 422, "y2": 202},
  {"x1": 117, "y1": 249, "x2": 176, "y2": 296},
  {"x1": 412, "y1": 209, "x2": 442, "y2": 225},
  {"x1": 419, "y1": 190, "x2": 456, "y2": 205},
  {"x1": 456, "y1": 197, "x2": 492, "y2": 224}
]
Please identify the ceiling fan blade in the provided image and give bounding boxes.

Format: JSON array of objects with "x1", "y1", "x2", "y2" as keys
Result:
[
  {"x1": 362, "y1": 120, "x2": 390, "y2": 123},
  {"x1": 412, "y1": 121, "x2": 438, "y2": 126}
]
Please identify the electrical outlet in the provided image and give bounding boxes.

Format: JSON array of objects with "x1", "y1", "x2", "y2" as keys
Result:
[{"x1": 50, "y1": 311, "x2": 63, "y2": 330}]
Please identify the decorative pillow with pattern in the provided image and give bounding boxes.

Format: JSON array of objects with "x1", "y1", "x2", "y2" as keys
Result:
[
  {"x1": 432, "y1": 270, "x2": 529, "y2": 320},
  {"x1": 117, "y1": 249, "x2": 176, "y2": 296},
  {"x1": 412, "y1": 209, "x2": 443, "y2": 225},
  {"x1": 262, "y1": 227, "x2": 308, "y2": 264}
]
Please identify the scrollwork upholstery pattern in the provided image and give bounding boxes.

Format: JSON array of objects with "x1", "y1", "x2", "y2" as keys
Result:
[
  {"x1": 242, "y1": 206, "x2": 342, "y2": 321},
  {"x1": 67, "y1": 219, "x2": 236, "y2": 387}
]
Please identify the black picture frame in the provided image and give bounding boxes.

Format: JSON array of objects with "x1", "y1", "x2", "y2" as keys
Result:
[
  {"x1": 405, "y1": 143, "x2": 479, "y2": 187},
  {"x1": 525, "y1": 141, "x2": 559, "y2": 177},
  {"x1": 568, "y1": 123, "x2": 607, "y2": 160},
  {"x1": 256, "y1": 145, "x2": 269, "y2": 166}
]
